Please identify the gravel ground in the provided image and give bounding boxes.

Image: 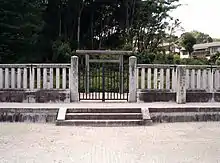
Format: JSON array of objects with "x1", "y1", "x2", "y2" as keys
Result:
[{"x1": 0, "y1": 122, "x2": 220, "y2": 163}]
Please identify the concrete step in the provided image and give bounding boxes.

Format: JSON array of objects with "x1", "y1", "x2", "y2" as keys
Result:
[
  {"x1": 56, "y1": 119, "x2": 144, "y2": 126},
  {"x1": 66, "y1": 108, "x2": 142, "y2": 113},
  {"x1": 65, "y1": 113, "x2": 142, "y2": 120}
]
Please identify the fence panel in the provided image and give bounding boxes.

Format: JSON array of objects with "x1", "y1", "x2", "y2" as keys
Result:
[{"x1": 0, "y1": 64, "x2": 70, "y2": 90}]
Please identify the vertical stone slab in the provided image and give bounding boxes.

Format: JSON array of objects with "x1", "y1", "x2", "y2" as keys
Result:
[
  {"x1": 141, "y1": 68, "x2": 145, "y2": 89},
  {"x1": 49, "y1": 68, "x2": 53, "y2": 89},
  {"x1": 176, "y1": 65, "x2": 186, "y2": 104},
  {"x1": 128, "y1": 56, "x2": 137, "y2": 103},
  {"x1": 43, "y1": 68, "x2": 47, "y2": 89},
  {"x1": 191, "y1": 69, "x2": 195, "y2": 89},
  {"x1": 215, "y1": 69, "x2": 220, "y2": 90},
  {"x1": 70, "y1": 56, "x2": 79, "y2": 102},
  {"x1": 0, "y1": 68, "x2": 3, "y2": 88},
  {"x1": 166, "y1": 68, "x2": 170, "y2": 89},
  {"x1": 62, "y1": 68, "x2": 66, "y2": 89},
  {"x1": 17, "y1": 68, "x2": 21, "y2": 89},
  {"x1": 153, "y1": 68, "x2": 158, "y2": 89},
  {"x1": 185, "y1": 69, "x2": 189, "y2": 89},
  {"x1": 136, "y1": 68, "x2": 139, "y2": 89},
  {"x1": 160, "y1": 68, "x2": 164, "y2": 89},
  {"x1": 197, "y1": 69, "x2": 201, "y2": 89},
  {"x1": 202, "y1": 69, "x2": 207, "y2": 90},
  {"x1": 11, "y1": 68, "x2": 15, "y2": 88},
  {"x1": 29, "y1": 67, "x2": 34, "y2": 90},
  {"x1": 172, "y1": 68, "x2": 176, "y2": 91},
  {"x1": 56, "y1": 68, "x2": 60, "y2": 89},
  {"x1": 208, "y1": 68, "x2": 213, "y2": 93},
  {"x1": 69, "y1": 68, "x2": 71, "y2": 89},
  {"x1": 5, "y1": 68, "x2": 9, "y2": 88},
  {"x1": 147, "y1": 68, "x2": 151, "y2": 89},
  {"x1": 37, "y1": 68, "x2": 41, "y2": 89},
  {"x1": 23, "y1": 68, "x2": 27, "y2": 89}
]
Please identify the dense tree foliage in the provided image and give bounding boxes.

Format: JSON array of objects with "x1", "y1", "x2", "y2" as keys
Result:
[
  {"x1": 191, "y1": 30, "x2": 213, "y2": 44},
  {"x1": 0, "y1": 0, "x2": 44, "y2": 63},
  {"x1": 0, "y1": 0, "x2": 181, "y2": 63},
  {"x1": 179, "y1": 32, "x2": 196, "y2": 54}
]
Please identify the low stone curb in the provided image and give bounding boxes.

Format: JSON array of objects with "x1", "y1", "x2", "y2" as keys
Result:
[
  {"x1": 1, "y1": 107, "x2": 220, "y2": 124},
  {"x1": 0, "y1": 108, "x2": 58, "y2": 123}
]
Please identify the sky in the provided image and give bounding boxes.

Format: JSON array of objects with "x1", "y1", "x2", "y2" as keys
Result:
[{"x1": 170, "y1": 0, "x2": 220, "y2": 38}]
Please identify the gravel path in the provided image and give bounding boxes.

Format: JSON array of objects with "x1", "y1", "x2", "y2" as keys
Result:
[{"x1": 1, "y1": 122, "x2": 220, "y2": 163}]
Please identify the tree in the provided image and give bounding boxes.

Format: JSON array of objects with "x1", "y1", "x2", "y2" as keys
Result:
[
  {"x1": 213, "y1": 38, "x2": 220, "y2": 42},
  {"x1": 191, "y1": 30, "x2": 213, "y2": 44},
  {"x1": 209, "y1": 52, "x2": 220, "y2": 65},
  {"x1": 130, "y1": 0, "x2": 180, "y2": 52},
  {"x1": 0, "y1": 0, "x2": 44, "y2": 63},
  {"x1": 180, "y1": 32, "x2": 196, "y2": 54},
  {"x1": 0, "y1": 0, "x2": 181, "y2": 63}
]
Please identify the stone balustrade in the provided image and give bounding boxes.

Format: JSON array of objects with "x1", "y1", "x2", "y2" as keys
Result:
[
  {"x1": 0, "y1": 64, "x2": 70, "y2": 90},
  {"x1": 0, "y1": 64, "x2": 71, "y2": 103},
  {"x1": 185, "y1": 65, "x2": 220, "y2": 92},
  {"x1": 137, "y1": 64, "x2": 220, "y2": 103},
  {"x1": 0, "y1": 56, "x2": 220, "y2": 103},
  {"x1": 137, "y1": 64, "x2": 177, "y2": 91}
]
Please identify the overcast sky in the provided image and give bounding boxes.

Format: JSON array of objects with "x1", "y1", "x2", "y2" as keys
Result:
[{"x1": 171, "y1": 0, "x2": 220, "y2": 38}]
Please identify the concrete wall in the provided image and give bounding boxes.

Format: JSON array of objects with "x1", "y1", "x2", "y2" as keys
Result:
[
  {"x1": 0, "y1": 90, "x2": 70, "y2": 103},
  {"x1": 138, "y1": 90, "x2": 220, "y2": 103},
  {"x1": 0, "y1": 108, "x2": 58, "y2": 123}
]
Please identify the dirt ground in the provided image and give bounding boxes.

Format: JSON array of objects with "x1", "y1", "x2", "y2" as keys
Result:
[{"x1": 0, "y1": 122, "x2": 220, "y2": 163}]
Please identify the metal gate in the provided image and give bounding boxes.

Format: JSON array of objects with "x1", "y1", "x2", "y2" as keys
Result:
[{"x1": 78, "y1": 55, "x2": 129, "y2": 101}]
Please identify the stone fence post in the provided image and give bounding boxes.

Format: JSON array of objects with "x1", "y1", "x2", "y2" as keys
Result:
[
  {"x1": 70, "y1": 56, "x2": 79, "y2": 102},
  {"x1": 128, "y1": 56, "x2": 137, "y2": 102},
  {"x1": 176, "y1": 65, "x2": 186, "y2": 104}
]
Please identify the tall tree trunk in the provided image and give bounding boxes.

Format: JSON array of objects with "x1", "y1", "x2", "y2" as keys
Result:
[
  {"x1": 77, "y1": 15, "x2": 81, "y2": 49},
  {"x1": 91, "y1": 10, "x2": 94, "y2": 49},
  {"x1": 77, "y1": 2, "x2": 84, "y2": 50},
  {"x1": 59, "y1": 1, "x2": 62, "y2": 37}
]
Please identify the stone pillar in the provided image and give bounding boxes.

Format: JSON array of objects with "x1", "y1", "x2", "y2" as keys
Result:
[
  {"x1": 70, "y1": 56, "x2": 79, "y2": 102},
  {"x1": 128, "y1": 56, "x2": 137, "y2": 103},
  {"x1": 176, "y1": 65, "x2": 186, "y2": 104}
]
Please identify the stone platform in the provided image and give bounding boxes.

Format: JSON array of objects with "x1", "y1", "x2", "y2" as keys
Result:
[{"x1": 0, "y1": 102, "x2": 220, "y2": 124}]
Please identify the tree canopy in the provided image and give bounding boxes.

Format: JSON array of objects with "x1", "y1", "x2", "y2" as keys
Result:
[
  {"x1": 191, "y1": 30, "x2": 213, "y2": 44},
  {"x1": 180, "y1": 32, "x2": 196, "y2": 54},
  {"x1": 0, "y1": 0, "x2": 181, "y2": 63}
]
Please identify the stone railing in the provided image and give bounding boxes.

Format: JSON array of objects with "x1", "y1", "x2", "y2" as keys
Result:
[
  {"x1": 0, "y1": 55, "x2": 219, "y2": 104},
  {"x1": 137, "y1": 64, "x2": 177, "y2": 91},
  {"x1": 137, "y1": 63, "x2": 220, "y2": 103},
  {"x1": 0, "y1": 63, "x2": 72, "y2": 103},
  {"x1": 0, "y1": 64, "x2": 70, "y2": 90},
  {"x1": 185, "y1": 65, "x2": 220, "y2": 92}
]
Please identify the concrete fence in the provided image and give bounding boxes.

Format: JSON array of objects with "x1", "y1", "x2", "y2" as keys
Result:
[
  {"x1": 0, "y1": 64, "x2": 71, "y2": 90},
  {"x1": 137, "y1": 63, "x2": 220, "y2": 103},
  {"x1": 0, "y1": 56, "x2": 220, "y2": 103},
  {"x1": 0, "y1": 63, "x2": 72, "y2": 103}
]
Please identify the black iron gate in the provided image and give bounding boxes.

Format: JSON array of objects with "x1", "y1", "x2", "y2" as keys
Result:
[{"x1": 78, "y1": 56, "x2": 129, "y2": 101}]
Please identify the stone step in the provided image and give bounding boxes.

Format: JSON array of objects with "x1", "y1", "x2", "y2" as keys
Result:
[
  {"x1": 56, "y1": 119, "x2": 144, "y2": 126},
  {"x1": 66, "y1": 108, "x2": 142, "y2": 113},
  {"x1": 65, "y1": 113, "x2": 143, "y2": 120}
]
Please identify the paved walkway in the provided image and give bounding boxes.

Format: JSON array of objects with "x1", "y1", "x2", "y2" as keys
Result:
[
  {"x1": 0, "y1": 122, "x2": 220, "y2": 163},
  {"x1": 0, "y1": 102, "x2": 219, "y2": 108}
]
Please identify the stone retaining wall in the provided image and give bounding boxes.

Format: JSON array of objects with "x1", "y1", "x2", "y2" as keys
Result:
[
  {"x1": 138, "y1": 90, "x2": 220, "y2": 103},
  {"x1": 0, "y1": 90, "x2": 70, "y2": 103},
  {"x1": 1, "y1": 107, "x2": 220, "y2": 124},
  {"x1": 0, "y1": 108, "x2": 58, "y2": 123},
  {"x1": 149, "y1": 107, "x2": 220, "y2": 123}
]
